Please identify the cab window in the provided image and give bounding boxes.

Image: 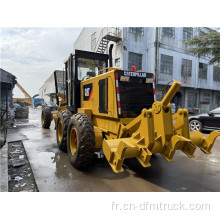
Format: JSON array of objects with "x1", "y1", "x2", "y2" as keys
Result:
[{"x1": 77, "y1": 58, "x2": 106, "y2": 80}]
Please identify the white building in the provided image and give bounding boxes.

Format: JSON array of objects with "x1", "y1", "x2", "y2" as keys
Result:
[
  {"x1": 73, "y1": 27, "x2": 220, "y2": 113},
  {"x1": 39, "y1": 70, "x2": 65, "y2": 103}
]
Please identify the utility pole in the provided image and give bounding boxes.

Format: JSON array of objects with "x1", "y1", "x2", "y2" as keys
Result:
[
  {"x1": 154, "y1": 27, "x2": 159, "y2": 84},
  {"x1": 195, "y1": 27, "x2": 199, "y2": 90}
]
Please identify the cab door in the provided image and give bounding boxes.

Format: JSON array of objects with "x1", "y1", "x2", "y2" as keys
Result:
[
  {"x1": 65, "y1": 54, "x2": 76, "y2": 112},
  {"x1": 99, "y1": 78, "x2": 108, "y2": 114}
]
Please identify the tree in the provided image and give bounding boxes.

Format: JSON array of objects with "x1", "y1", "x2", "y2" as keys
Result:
[{"x1": 185, "y1": 28, "x2": 220, "y2": 65}]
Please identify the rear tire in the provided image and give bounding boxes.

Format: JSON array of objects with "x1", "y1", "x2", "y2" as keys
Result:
[
  {"x1": 56, "y1": 110, "x2": 72, "y2": 152},
  {"x1": 41, "y1": 107, "x2": 52, "y2": 129},
  {"x1": 189, "y1": 119, "x2": 202, "y2": 131},
  {"x1": 67, "y1": 113, "x2": 95, "y2": 169}
]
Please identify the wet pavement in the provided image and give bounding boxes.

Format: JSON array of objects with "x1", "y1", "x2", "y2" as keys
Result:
[{"x1": 7, "y1": 107, "x2": 220, "y2": 192}]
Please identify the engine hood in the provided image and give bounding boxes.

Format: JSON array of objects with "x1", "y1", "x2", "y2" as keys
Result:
[{"x1": 188, "y1": 113, "x2": 208, "y2": 119}]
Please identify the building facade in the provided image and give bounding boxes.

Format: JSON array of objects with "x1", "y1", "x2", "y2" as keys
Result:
[
  {"x1": 39, "y1": 70, "x2": 65, "y2": 103},
  {"x1": 0, "y1": 68, "x2": 16, "y2": 108},
  {"x1": 73, "y1": 27, "x2": 220, "y2": 113}
]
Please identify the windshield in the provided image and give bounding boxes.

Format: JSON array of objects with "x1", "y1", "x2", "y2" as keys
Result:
[
  {"x1": 118, "y1": 78, "x2": 154, "y2": 118},
  {"x1": 211, "y1": 107, "x2": 220, "y2": 114},
  {"x1": 77, "y1": 58, "x2": 107, "y2": 80}
]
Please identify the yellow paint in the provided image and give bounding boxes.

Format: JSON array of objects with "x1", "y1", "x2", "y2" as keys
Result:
[
  {"x1": 41, "y1": 111, "x2": 45, "y2": 124},
  {"x1": 81, "y1": 70, "x2": 118, "y2": 119},
  {"x1": 58, "y1": 120, "x2": 63, "y2": 142},
  {"x1": 94, "y1": 126, "x2": 103, "y2": 152},
  {"x1": 70, "y1": 127, "x2": 77, "y2": 154},
  {"x1": 77, "y1": 108, "x2": 92, "y2": 119}
]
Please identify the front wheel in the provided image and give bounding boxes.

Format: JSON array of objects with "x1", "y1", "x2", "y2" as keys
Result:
[
  {"x1": 67, "y1": 113, "x2": 95, "y2": 169},
  {"x1": 189, "y1": 119, "x2": 202, "y2": 131},
  {"x1": 41, "y1": 107, "x2": 52, "y2": 129}
]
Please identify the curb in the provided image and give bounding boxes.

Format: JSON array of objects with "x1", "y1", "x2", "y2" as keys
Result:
[{"x1": 0, "y1": 143, "x2": 8, "y2": 192}]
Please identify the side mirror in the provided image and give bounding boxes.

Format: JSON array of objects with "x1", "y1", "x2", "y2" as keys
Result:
[{"x1": 208, "y1": 112, "x2": 214, "y2": 116}]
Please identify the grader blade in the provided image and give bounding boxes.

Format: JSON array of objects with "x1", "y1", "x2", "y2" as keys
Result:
[
  {"x1": 103, "y1": 109, "x2": 154, "y2": 173},
  {"x1": 190, "y1": 130, "x2": 220, "y2": 154},
  {"x1": 161, "y1": 135, "x2": 196, "y2": 162},
  {"x1": 103, "y1": 138, "x2": 152, "y2": 173}
]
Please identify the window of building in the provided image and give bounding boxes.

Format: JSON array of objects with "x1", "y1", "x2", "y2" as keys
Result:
[
  {"x1": 213, "y1": 66, "x2": 220, "y2": 81},
  {"x1": 91, "y1": 32, "x2": 96, "y2": 51},
  {"x1": 129, "y1": 27, "x2": 144, "y2": 35},
  {"x1": 183, "y1": 27, "x2": 193, "y2": 39},
  {"x1": 162, "y1": 27, "x2": 175, "y2": 38},
  {"x1": 128, "y1": 52, "x2": 142, "y2": 71},
  {"x1": 181, "y1": 59, "x2": 192, "y2": 77},
  {"x1": 188, "y1": 92, "x2": 197, "y2": 107},
  {"x1": 200, "y1": 92, "x2": 211, "y2": 104},
  {"x1": 160, "y1": 54, "x2": 173, "y2": 75},
  {"x1": 115, "y1": 58, "x2": 120, "y2": 67},
  {"x1": 199, "y1": 62, "x2": 208, "y2": 79}
]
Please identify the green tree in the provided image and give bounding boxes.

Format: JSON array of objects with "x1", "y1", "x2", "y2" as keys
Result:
[{"x1": 185, "y1": 28, "x2": 220, "y2": 65}]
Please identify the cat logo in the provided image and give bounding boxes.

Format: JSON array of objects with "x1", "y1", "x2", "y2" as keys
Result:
[
  {"x1": 83, "y1": 83, "x2": 93, "y2": 101},
  {"x1": 124, "y1": 71, "x2": 146, "y2": 77},
  {"x1": 85, "y1": 88, "x2": 90, "y2": 96}
]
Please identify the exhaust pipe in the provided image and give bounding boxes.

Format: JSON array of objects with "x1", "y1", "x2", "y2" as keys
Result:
[{"x1": 109, "y1": 44, "x2": 114, "y2": 67}]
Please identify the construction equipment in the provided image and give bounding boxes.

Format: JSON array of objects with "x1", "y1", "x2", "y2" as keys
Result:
[
  {"x1": 13, "y1": 82, "x2": 32, "y2": 105},
  {"x1": 41, "y1": 47, "x2": 220, "y2": 173}
]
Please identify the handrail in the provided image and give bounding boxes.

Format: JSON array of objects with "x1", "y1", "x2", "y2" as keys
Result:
[
  {"x1": 95, "y1": 27, "x2": 122, "y2": 52},
  {"x1": 95, "y1": 27, "x2": 105, "y2": 52}
]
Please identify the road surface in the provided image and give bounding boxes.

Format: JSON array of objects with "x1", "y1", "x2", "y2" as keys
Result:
[{"x1": 7, "y1": 107, "x2": 220, "y2": 192}]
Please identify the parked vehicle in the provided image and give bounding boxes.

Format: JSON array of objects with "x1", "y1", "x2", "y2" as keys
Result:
[{"x1": 189, "y1": 107, "x2": 220, "y2": 131}]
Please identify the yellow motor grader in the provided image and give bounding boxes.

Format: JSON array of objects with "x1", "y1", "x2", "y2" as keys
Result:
[{"x1": 41, "y1": 47, "x2": 220, "y2": 173}]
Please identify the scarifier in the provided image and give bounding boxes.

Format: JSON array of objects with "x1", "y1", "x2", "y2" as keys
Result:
[{"x1": 41, "y1": 46, "x2": 220, "y2": 173}]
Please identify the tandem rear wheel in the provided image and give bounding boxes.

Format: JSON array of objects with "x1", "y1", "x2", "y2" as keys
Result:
[{"x1": 56, "y1": 110, "x2": 73, "y2": 152}]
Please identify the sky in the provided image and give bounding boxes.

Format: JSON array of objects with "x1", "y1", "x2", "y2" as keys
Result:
[{"x1": 0, "y1": 28, "x2": 83, "y2": 98}]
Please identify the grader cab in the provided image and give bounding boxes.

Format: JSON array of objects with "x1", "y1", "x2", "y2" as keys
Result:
[{"x1": 41, "y1": 48, "x2": 220, "y2": 173}]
